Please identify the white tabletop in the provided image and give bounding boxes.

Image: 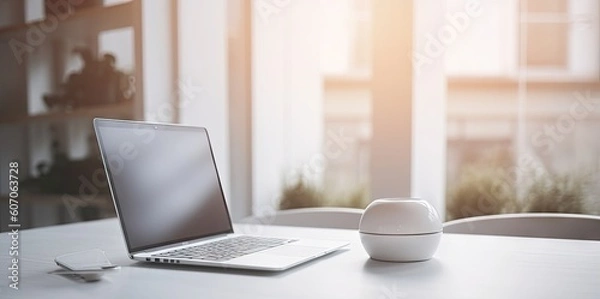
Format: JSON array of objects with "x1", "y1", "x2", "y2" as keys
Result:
[{"x1": 1, "y1": 218, "x2": 599, "y2": 299}]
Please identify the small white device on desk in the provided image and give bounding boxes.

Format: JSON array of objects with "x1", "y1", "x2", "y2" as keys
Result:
[
  {"x1": 359, "y1": 198, "x2": 443, "y2": 262},
  {"x1": 53, "y1": 249, "x2": 120, "y2": 282}
]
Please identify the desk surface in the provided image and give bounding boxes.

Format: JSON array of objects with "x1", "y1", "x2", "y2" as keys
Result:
[{"x1": 1, "y1": 218, "x2": 599, "y2": 299}]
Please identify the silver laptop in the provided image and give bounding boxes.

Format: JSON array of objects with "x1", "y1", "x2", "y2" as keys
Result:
[{"x1": 93, "y1": 118, "x2": 348, "y2": 271}]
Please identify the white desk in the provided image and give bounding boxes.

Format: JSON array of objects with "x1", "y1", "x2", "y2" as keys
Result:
[{"x1": 1, "y1": 218, "x2": 599, "y2": 299}]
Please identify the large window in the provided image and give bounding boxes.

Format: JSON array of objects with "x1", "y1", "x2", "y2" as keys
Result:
[
  {"x1": 522, "y1": 0, "x2": 569, "y2": 68},
  {"x1": 252, "y1": 0, "x2": 374, "y2": 213},
  {"x1": 251, "y1": 0, "x2": 446, "y2": 216},
  {"x1": 445, "y1": 0, "x2": 600, "y2": 220}
]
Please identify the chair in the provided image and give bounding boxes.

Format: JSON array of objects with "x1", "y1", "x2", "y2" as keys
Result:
[
  {"x1": 240, "y1": 207, "x2": 364, "y2": 230},
  {"x1": 443, "y1": 213, "x2": 600, "y2": 241}
]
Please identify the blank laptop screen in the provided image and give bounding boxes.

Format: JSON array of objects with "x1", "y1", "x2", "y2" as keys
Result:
[{"x1": 94, "y1": 120, "x2": 233, "y2": 252}]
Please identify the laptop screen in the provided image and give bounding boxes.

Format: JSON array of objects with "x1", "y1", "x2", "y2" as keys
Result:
[{"x1": 94, "y1": 119, "x2": 233, "y2": 253}]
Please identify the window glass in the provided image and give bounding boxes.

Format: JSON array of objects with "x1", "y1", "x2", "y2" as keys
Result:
[{"x1": 445, "y1": 0, "x2": 600, "y2": 220}]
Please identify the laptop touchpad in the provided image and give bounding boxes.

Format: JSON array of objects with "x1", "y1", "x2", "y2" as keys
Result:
[{"x1": 265, "y1": 245, "x2": 327, "y2": 257}]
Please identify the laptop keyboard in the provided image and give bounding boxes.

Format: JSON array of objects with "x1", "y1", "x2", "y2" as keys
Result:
[{"x1": 152, "y1": 236, "x2": 295, "y2": 261}]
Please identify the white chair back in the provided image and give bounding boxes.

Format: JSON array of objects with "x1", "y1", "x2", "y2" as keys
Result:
[
  {"x1": 444, "y1": 213, "x2": 600, "y2": 241},
  {"x1": 241, "y1": 207, "x2": 364, "y2": 230}
]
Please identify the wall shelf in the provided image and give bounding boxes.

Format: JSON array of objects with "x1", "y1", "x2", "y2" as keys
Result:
[
  {"x1": 0, "y1": 2, "x2": 134, "y2": 41},
  {"x1": 0, "y1": 193, "x2": 114, "y2": 231},
  {"x1": 0, "y1": 102, "x2": 133, "y2": 125},
  {"x1": 0, "y1": 0, "x2": 176, "y2": 230}
]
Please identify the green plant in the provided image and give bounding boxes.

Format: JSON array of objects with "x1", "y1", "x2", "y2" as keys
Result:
[
  {"x1": 279, "y1": 176, "x2": 368, "y2": 210},
  {"x1": 279, "y1": 178, "x2": 323, "y2": 210},
  {"x1": 446, "y1": 165, "x2": 519, "y2": 221},
  {"x1": 523, "y1": 172, "x2": 588, "y2": 214},
  {"x1": 447, "y1": 161, "x2": 594, "y2": 221}
]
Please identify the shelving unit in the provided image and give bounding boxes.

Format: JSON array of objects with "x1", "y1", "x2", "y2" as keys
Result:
[
  {"x1": 0, "y1": 2, "x2": 134, "y2": 40},
  {"x1": 0, "y1": 193, "x2": 114, "y2": 231},
  {"x1": 0, "y1": 0, "x2": 176, "y2": 230},
  {"x1": 0, "y1": 1, "x2": 141, "y2": 123},
  {"x1": 0, "y1": 101, "x2": 134, "y2": 125}
]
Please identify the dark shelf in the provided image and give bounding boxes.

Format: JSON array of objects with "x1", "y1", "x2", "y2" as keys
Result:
[
  {"x1": 0, "y1": 102, "x2": 134, "y2": 125},
  {"x1": 0, "y1": 2, "x2": 134, "y2": 40}
]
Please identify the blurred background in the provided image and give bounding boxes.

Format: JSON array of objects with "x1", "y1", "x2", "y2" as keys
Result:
[{"x1": 1, "y1": 0, "x2": 599, "y2": 231}]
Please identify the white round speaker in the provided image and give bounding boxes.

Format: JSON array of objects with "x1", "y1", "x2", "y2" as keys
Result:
[{"x1": 359, "y1": 198, "x2": 442, "y2": 262}]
